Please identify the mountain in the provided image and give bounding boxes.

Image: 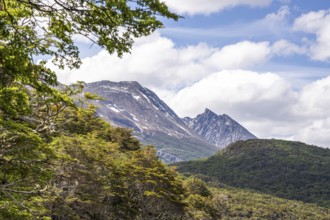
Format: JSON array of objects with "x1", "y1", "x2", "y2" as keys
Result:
[
  {"x1": 174, "y1": 139, "x2": 330, "y2": 207},
  {"x1": 84, "y1": 81, "x2": 192, "y2": 137},
  {"x1": 83, "y1": 81, "x2": 217, "y2": 163},
  {"x1": 183, "y1": 108, "x2": 256, "y2": 148},
  {"x1": 83, "y1": 81, "x2": 256, "y2": 163}
]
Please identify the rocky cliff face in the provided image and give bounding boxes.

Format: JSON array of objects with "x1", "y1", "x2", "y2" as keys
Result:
[
  {"x1": 84, "y1": 81, "x2": 215, "y2": 163},
  {"x1": 83, "y1": 81, "x2": 256, "y2": 162},
  {"x1": 84, "y1": 81, "x2": 195, "y2": 138},
  {"x1": 183, "y1": 108, "x2": 257, "y2": 148}
]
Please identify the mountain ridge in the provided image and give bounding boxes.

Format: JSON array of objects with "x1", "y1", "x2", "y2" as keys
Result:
[
  {"x1": 83, "y1": 80, "x2": 256, "y2": 162},
  {"x1": 183, "y1": 108, "x2": 257, "y2": 148},
  {"x1": 85, "y1": 80, "x2": 192, "y2": 137}
]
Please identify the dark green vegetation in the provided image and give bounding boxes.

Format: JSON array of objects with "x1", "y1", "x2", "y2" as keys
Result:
[
  {"x1": 140, "y1": 133, "x2": 217, "y2": 162},
  {"x1": 183, "y1": 176, "x2": 330, "y2": 219},
  {"x1": 0, "y1": 0, "x2": 186, "y2": 218},
  {"x1": 1, "y1": 101, "x2": 189, "y2": 219},
  {"x1": 175, "y1": 139, "x2": 330, "y2": 208}
]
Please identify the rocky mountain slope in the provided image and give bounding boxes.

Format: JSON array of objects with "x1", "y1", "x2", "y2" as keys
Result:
[
  {"x1": 183, "y1": 108, "x2": 256, "y2": 148},
  {"x1": 174, "y1": 139, "x2": 330, "y2": 207},
  {"x1": 84, "y1": 81, "x2": 256, "y2": 162},
  {"x1": 84, "y1": 81, "x2": 193, "y2": 137}
]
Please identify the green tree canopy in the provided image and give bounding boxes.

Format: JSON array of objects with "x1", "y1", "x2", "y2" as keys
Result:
[
  {"x1": 0, "y1": 0, "x2": 179, "y2": 118},
  {"x1": 0, "y1": 1, "x2": 182, "y2": 218}
]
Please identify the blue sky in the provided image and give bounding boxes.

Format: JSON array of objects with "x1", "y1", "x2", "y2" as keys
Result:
[
  {"x1": 160, "y1": 0, "x2": 330, "y2": 85},
  {"x1": 52, "y1": 0, "x2": 330, "y2": 148}
]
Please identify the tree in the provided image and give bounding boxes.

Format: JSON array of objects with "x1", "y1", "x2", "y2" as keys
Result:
[
  {"x1": 0, "y1": 0, "x2": 179, "y2": 119},
  {"x1": 0, "y1": 1, "x2": 180, "y2": 218},
  {"x1": 0, "y1": 119, "x2": 55, "y2": 219},
  {"x1": 42, "y1": 106, "x2": 186, "y2": 219}
]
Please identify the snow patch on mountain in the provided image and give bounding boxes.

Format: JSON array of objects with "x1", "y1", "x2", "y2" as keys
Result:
[{"x1": 83, "y1": 81, "x2": 256, "y2": 162}]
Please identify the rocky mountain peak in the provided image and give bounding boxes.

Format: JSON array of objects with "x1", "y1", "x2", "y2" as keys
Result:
[
  {"x1": 83, "y1": 80, "x2": 256, "y2": 162},
  {"x1": 183, "y1": 109, "x2": 257, "y2": 148},
  {"x1": 204, "y1": 108, "x2": 216, "y2": 115},
  {"x1": 202, "y1": 108, "x2": 218, "y2": 119},
  {"x1": 84, "y1": 80, "x2": 197, "y2": 138}
]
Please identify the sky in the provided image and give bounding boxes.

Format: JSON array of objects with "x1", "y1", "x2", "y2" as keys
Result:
[{"x1": 51, "y1": 0, "x2": 330, "y2": 148}]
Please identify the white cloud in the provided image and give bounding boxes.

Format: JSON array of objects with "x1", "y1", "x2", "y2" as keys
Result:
[
  {"x1": 163, "y1": 0, "x2": 272, "y2": 15},
  {"x1": 53, "y1": 32, "x2": 215, "y2": 90},
  {"x1": 204, "y1": 41, "x2": 271, "y2": 69},
  {"x1": 293, "y1": 117, "x2": 330, "y2": 148},
  {"x1": 167, "y1": 71, "x2": 330, "y2": 148},
  {"x1": 53, "y1": 32, "x2": 302, "y2": 89},
  {"x1": 271, "y1": 40, "x2": 306, "y2": 56},
  {"x1": 294, "y1": 9, "x2": 330, "y2": 61},
  {"x1": 295, "y1": 77, "x2": 330, "y2": 118},
  {"x1": 257, "y1": 6, "x2": 292, "y2": 38},
  {"x1": 264, "y1": 5, "x2": 290, "y2": 22},
  {"x1": 51, "y1": 32, "x2": 330, "y2": 148},
  {"x1": 53, "y1": 32, "x2": 282, "y2": 90},
  {"x1": 167, "y1": 70, "x2": 294, "y2": 118}
]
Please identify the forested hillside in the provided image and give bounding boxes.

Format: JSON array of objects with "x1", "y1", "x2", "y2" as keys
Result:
[
  {"x1": 175, "y1": 139, "x2": 330, "y2": 207},
  {"x1": 182, "y1": 176, "x2": 330, "y2": 219}
]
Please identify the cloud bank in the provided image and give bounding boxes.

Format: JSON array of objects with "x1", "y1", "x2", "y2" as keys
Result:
[
  {"x1": 51, "y1": 32, "x2": 330, "y2": 148},
  {"x1": 53, "y1": 32, "x2": 300, "y2": 89}
]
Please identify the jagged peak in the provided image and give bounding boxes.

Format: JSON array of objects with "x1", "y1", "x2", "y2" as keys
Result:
[
  {"x1": 221, "y1": 114, "x2": 233, "y2": 120},
  {"x1": 203, "y1": 108, "x2": 218, "y2": 117},
  {"x1": 204, "y1": 108, "x2": 212, "y2": 113}
]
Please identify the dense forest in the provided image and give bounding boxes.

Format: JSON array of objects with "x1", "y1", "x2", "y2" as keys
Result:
[
  {"x1": 0, "y1": 93, "x2": 186, "y2": 219},
  {"x1": 183, "y1": 177, "x2": 330, "y2": 219},
  {"x1": 0, "y1": 0, "x2": 186, "y2": 218},
  {"x1": 175, "y1": 139, "x2": 330, "y2": 208}
]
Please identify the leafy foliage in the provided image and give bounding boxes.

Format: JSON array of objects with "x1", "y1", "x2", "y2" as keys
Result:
[
  {"x1": 183, "y1": 176, "x2": 211, "y2": 197},
  {"x1": 0, "y1": 0, "x2": 179, "y2": 120},
  {"x1": 208, "y1": 184, "x2": 330, "y2": 219},
  {"x1": 0, "y1": 119, "x2": 54, "y2": 218},
  {"x1": 0, "y1": 0, "x2": 184, "y2": 218},
  {"x1": 1, "y1": 93, "x2": 187, "y2": 219},
  {"x1": 175, "y1": 139, "x2": 330, "y2": 208},
  {"x1": 182, "y1": 176, "x2": 330, "y2": 220}
]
